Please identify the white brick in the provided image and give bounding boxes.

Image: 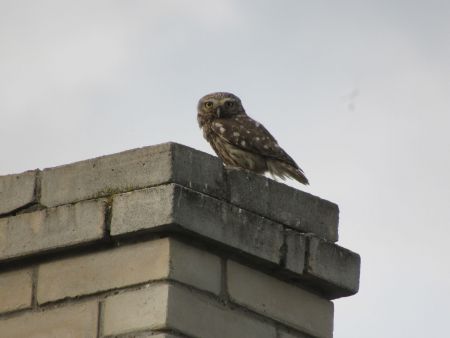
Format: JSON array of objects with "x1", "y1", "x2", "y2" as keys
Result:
[
  {"x1": 0, "y1": 268, "x2": 33, "y2": 314},
  {"x1": 103, "y1": 283, "x2": 276, "y2": 338},
  {"x1": 167, "y1": 284, "x2": 276, "y2": 338},
  {"x1": 37, "y1": 239, "x2": 170, "y2": 304},
  {"x1": 0, "y1": 301, "x2": 98, "y2": 338},
  {"x1": 169, "y1": 239, "x2": 221, "y2": 295},
  {"x1": 228, "y1": 261, "x2": 334, "y2": 338},
  {"x1": 103, "y1": 284, "x2": 169, "y2": 336},
  {"x1": 37, "y1": 238, "x2": 221, "y2": 304}
]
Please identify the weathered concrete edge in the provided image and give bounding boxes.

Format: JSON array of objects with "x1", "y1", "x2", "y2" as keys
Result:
[
  {"x1": 0, "y1": 142, "x2": 339, "y2": 242},
  {"x1": 0, "y1": 182, "x2": 357, "y2": 299},
  {"x1": 226, "y1": 169, "x2": 339, "y2": 242},
  {"x1": 109, "y1": 183, "x2": 357, "y2": 299},
  {"x1": 0, "y1": 199, "x2": 107, "y2": 265},
  {"x1": 39, "y1": 143, "x2": 175, "y2": 208},
  {"x1": 305, "y1": 236, "x2": 361, "y2": 297},
  {"x1": 172, "y1": 143, "x2": 339, "y2": 242},
  {"x1": 110, "y1": 183, "x2": 284, "y2": 265},
  {"x1": 0, "y1": 170, "x2": 40, "y2": 216}
]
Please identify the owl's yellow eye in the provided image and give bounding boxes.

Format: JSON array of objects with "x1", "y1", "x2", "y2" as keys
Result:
[
  {"x1": 225, "y1": 101, "x2": 234, "y2": 108},
  {"x1": 205, "y1": 101, "x2": 213, "y2": 108}
]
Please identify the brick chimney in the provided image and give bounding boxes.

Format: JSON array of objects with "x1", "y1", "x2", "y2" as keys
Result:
[{"x1": 0, "y1": 142, "x2": 360, "y2": 338}]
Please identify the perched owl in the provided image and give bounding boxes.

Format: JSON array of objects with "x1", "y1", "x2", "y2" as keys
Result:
[{"x1": 197, "y1": 92, "x2": 309, "y2": 185}]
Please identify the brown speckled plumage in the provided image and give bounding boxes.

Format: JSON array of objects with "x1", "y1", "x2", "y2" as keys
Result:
[{"x1": 197, "y1": 92, "x2": 309, "y2": 185}]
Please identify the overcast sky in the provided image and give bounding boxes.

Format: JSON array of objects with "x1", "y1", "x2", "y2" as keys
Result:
[{"x1": 1, "y1": 1, "x2": 449, "y2": 337}]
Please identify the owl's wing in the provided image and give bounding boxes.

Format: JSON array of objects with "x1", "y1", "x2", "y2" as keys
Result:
[{"x1": 211, "y1": 115, "x2": 299, "y2": 167}]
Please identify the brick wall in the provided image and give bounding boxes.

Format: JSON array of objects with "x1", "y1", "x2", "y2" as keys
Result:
[{"x1": 0, "y1": 142, "x2": 360, "y2": 338}]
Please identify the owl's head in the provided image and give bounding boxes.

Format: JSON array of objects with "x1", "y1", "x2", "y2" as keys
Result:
[{"x1": 197, "y1": 92, "x2": 246, "y2": 127}]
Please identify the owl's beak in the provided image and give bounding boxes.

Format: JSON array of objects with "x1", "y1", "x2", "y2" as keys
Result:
[{"x1": 216, "y1": 107, "x2": 222, "y2": 118}]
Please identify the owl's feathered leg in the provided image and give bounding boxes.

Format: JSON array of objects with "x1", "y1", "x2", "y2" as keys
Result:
[{"x1": 267, "y1": 160, "x2": 309, "y2": 185}]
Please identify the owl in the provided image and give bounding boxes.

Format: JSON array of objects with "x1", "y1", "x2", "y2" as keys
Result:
[{"x1": 197, "y1": 92, "x2": 309, "y2": 185}]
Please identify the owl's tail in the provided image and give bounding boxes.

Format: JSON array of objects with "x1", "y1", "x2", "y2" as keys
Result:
[{"x1": 267, "y1": 160, "x2": 309, "y2": 185}]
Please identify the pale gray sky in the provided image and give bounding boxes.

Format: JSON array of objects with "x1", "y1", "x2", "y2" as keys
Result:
[{"x1": 1, "y1": 1, "x2": 449, "y2": 337}]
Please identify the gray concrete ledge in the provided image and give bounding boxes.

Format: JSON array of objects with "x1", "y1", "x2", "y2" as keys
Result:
[
  {"x1": 111, "y1": 184, "x2": 284, "y2": 265},
  {"x1": 0, "y1": 199, "x2": 106, "y2": 262},
  {"x1": 110, "y1": 183, "x2": 358, "y2": 299},
  {"x1": 305, "y1": 236, "x2": 361, "y2": 295},
  {"x1": 0, "y1": 142, "x2": 360, "y2": 299},
  {"x1": 0, "y1": 170, "x2": 38, "y2": 215},
  {"x1": 0, "y1": 142, "x2": 338, "y2": 242}
]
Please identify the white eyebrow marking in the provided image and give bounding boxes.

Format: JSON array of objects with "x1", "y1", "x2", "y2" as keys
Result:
[{"x1": 233, "y1": 132, "x2": 240, "y2": 137}]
